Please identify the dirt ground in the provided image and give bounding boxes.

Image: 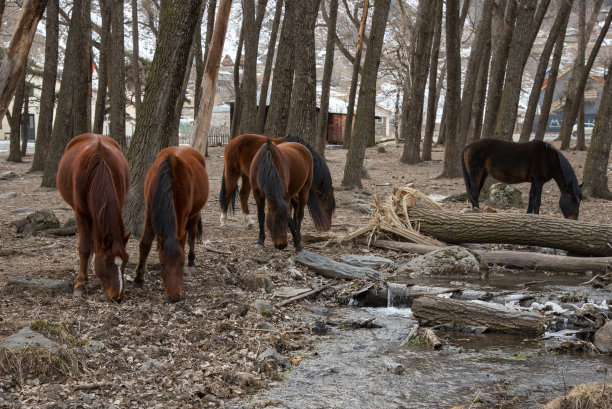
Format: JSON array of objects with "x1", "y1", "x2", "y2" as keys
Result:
[{"x1": 0, "y1": 139, "x2": 611, "y2": 408}]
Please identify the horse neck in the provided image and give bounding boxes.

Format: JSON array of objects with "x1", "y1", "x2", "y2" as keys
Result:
[
  {"x1": 152, "y1": 155, "x2": 183, "y2": 259},
  {"x1": 258, "y1": 144, "x2": 288, "y2": 213},
  {"x1": 88, "y1": 158, "x2": 125, "y2": 253},
  {"x1": 552, "y1": 151, "x2": 578, "y2": 196}
]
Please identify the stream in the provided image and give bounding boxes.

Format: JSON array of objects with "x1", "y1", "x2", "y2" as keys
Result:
[{"x1": 248, "y1": 271, "x2": 612, "y2": 408}]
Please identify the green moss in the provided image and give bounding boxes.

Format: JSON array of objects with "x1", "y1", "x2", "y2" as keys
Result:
[
  {"x1": 504, "y1": 352, "x2": 528, "y2": 361},
  {"x1": 29, "y1": 320, "x2": 88, "y2": 348},
  {"x1": 405, "y1": 338, "x2": 425, "y2": 346}
]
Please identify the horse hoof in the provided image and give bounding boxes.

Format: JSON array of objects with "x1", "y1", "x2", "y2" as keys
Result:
[
  {"x1": 134, "y1": 279, "x2": 144, "y2": 288},
  {"x1": 255, "y1": 243, "x2": 264, "y2": 249},
  {"x1": 73, "y1": 287, "x2": 85, "y2": 297}
]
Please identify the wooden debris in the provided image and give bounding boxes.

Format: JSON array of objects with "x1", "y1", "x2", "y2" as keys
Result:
[
  {"x1": 294, "y1": 250, "x2": 383, "y2": 281},
  {"x1": 276, "y1": 282, "x2": 336, "y2": 307},
  {"x1": 405, "y1": 323, "x2": 442, "y2": 350}
]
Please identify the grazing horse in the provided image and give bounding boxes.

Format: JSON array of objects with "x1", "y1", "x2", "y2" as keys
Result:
[
  {"x1": 461, "y1": 138, "x2": 582, "y2": 219},
  {"x1": 250, "y1": 140, "x2": 324, "y2": 250},
  {"x1": 219, "y1": 133, "x2": 334, "y2": 230},
  {"x1": 56, "y1": 133, "x2": 130, "y2": 301},
  {"x1": 135, "y1": 146, "x2": 209, "y2": 302}
]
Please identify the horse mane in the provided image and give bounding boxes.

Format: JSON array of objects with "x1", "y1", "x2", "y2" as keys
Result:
[
  {"x1": 82, "y1": 142, "x2": 125, "y2": 252},
  {"x1": 151, "y1": 154, "x2": 182, "y2": 259},
  {"x1": 219, "y1": 166, "x2": 237, "y2": 213},
  {"x1": 554, "y1": 147, "x2": 582, "y2": 199},
  {"x1": 255, "y1": 140, "x2": 288, "y2": 217},
  {"x1": 284, "y1": 134, "x2": 336, "y2": 217}
]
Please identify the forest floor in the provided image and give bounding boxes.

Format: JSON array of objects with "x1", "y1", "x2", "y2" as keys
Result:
[{"x1": 0, "y1": 139, "x2": 611, "y2": 408}]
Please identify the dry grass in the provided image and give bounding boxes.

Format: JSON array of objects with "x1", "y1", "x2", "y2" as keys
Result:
[
  {"x1": 0, "y1": 345, "x2": 79, "y2": 384},
  {"x1": 544, "y1": 383, "x2": 612, "y2": 409}
]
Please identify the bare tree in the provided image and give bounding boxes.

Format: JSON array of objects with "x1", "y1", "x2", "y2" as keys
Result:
[
  {"x1": 230, "y1": 21, "x2": 244, "y2": 139},
  {"x1": 41, "y1": 0, "x2": 92, "y2": 188},
  {"x1": 92, "y1": 0, "x2": 110, "y2": 134},
  {"x1": 7, "y1": 70, "x2": 26, "y2": 162},
  {"x1": 131, "y1": 0, "x2": 142, "y2": 117},
  {"x1": 341, "y1": 0, "x2": 391, "y2": 189},
  {"x1": 108, "y1": 0, "x2": 126, "y2": 150},
  {"x1": 30, "y1": 0, "x2": 58, "y2": 171}
]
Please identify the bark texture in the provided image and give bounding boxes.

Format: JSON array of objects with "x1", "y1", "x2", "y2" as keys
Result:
[
  {"x1": 92, "y1": 0, "x2": 110, "y2": 135},
  {"x1": 41, "y1": 0, "x2": 91, "y2": 188},
  {"x1": 30, "y1": 0, "x2": 58, "y2": 171},
  {"x1": 109, "y1": 0, "x2": 126, "y2": 151},
  {"x1": 131, "y1": 0, "x2": 142, "y2": 117},
  {"x1": 7, "y1": 70, "x2": 25, "y2": 162}
]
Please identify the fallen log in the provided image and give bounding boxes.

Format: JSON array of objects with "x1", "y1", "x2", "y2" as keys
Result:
[
  {"x1": 373, "y1": 240, "x2": 612, "y2": 273},
  {"x1": 294, "y1": 250, "x2": 383, "y2": 280},
  {"x1": 412, "y1": 296, "x2": 549, "y2": 336},
  {"x1": 405, "y1": 203, "x2": 612, "y2": 256},
  {"x1": 352, "y1": 282, "x2": 461, "y2": 308}
]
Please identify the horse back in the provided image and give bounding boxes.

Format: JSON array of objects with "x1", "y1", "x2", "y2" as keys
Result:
[
  {"x1": 224, "y1": 134, "x2": 286, "y2": 176},
  {"x1": 277, "y1": 142, "x2": 313, "y2": 196}
]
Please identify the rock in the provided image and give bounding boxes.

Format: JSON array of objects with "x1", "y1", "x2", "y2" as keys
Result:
[
  {"x1": 63, "y1": 218, "x2": 76, "y2": 228},
  {"x1": 85, "y1": 340, "x2": 106, "y2": 353},
  {"x1": 377, "y1": 146, "x2": 386, "y2": 153},
  {"x1": 339, "y1": 254, "x2": 393, "y2": 269},
  {"x1": 244, "y1": 269, "x2": 273, "y2": 292},
  {"x1": 272, "y1": 286, "x2": 311, "y2": 298},
  {"x1": 0, "y1": 171, "x2": 17, "y2": 180},
  {"x1": 13, "y1": 210, "x2": 61, "y2": 235},
  {"x1": 311, "y1": 321, "x2": 327, "y2": 335},
  {"x1": 258, "y1": 347, "x2": 290, "y2": 368},
  {"x1": 483, "y1": 183, "x2": 525, "y2": 208},
  {"x1": 0, "y1": 192, "x2": 16, "y2": 199},
  {"x1": 9, "y1": 207, "x2": 34, "y2": 215},
  {"x1": 0, "y1": 326, "x2": 60, "y2": 354},
  {"x1": 384, "y1": 361, "x2": 405, "y2": 374},
  {"x1": 594, "y1": 320, "x2": 612, "y2": 353},
  {"x1": 78, "y1": 392, "x2": 95, "y2": 404},
  {"x1": 396, "y1": 246, "x2": 485, "y2": 277},
  {"x1": 254, "y1": 299, "x2": 273, "y2": 317},
  {"x1": 6, "y1": 276, "x2": 73, "y2": 294}
]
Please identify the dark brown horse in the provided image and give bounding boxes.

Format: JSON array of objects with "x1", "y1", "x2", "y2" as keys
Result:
[
  {"x1": 57, "y1": 133, "x2": 130, "y2": 301},
  {"x1": 461, "y1": 138, "x2": 582, "y2": 219},
  {"x1": 220, "y1": 133, "x2": 334, "y2": 230},
  {"x1": 250, "y1": 140, "x2": 323, "y2": 250},
  {"x1": 135, "y1": 146, "x2": 209, "y2": 302}
]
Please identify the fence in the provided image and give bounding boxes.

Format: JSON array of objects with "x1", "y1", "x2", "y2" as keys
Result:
[{"x1": 126, "y1": 130, "x2": 230, "y2": 148}]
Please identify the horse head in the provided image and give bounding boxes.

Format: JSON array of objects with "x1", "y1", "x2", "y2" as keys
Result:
[
  {"x1": 95, "y1": 233, "x2": 130, "y2": 302},
  {"x1": 559, "y1": 187, "x2": 582, "y2": 220},
  {"x1": 267, "y1": 195, "x2": 290, "y2": 249},
  {"x1": 158, "y1": 233, "x2": 187, "y2": 302}
]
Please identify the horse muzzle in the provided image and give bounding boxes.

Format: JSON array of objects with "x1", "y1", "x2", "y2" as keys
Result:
[{"x1": 274, "y1": 242, "x2": 287, "y2": 250}]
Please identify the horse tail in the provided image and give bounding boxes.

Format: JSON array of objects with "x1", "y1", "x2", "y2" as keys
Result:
[
  {"x1": 256, "y1": 140, "x2": 288, "y2": 217},
  {"x1": 151, "y1": 154, "x2": 182, "y2": 258},
  {"x1": 460, "y1": 145, "x2": 475, "y2": 203},
  {"x1": 555, "y1": 148, "x2": 581, "y2": 198},
  {"x1": 285, "y1": 134, "x2": 336, "y2": 225},
  {"x1": 219, "y1": 166, "x2": 237, "y2": 213}
]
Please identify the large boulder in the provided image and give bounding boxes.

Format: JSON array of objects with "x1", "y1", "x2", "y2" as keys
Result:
[
  {"x1": 13, "y1": 210, "x2": 61, "y2": 235},
  {"x1": 594, "y1": 320, "x2": 612, "y2": 353},
  {"x1": 396, "y1": 246, "x2": 487, "y2": 277},
  {"x1": 484, "y1": 183, "x2": 525, "y2": 208}
]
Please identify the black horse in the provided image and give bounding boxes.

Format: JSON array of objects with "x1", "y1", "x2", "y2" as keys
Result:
[{"x1": 461, "y1": 139, "x2": 582, "y2": 219}]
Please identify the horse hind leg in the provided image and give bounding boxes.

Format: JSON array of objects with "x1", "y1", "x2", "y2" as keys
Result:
[
  {"x1": 74, "y1": 213, "x2": 92, "y2": 296},
  {"x1": 184, "y1": 215, "x2": 200, "y2": 278},
  {"x1": 239, "y1": 175, "x2": 254, "y2": 229},
  {"x1": 528, "y1": 181, "x2": 543, "y2": 214}
]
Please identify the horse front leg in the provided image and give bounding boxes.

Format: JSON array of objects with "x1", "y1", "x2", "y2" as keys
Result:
[
  {"x1": 220, "y1": 169, "x2": 239, "y2": 227},
  {"x1": 74, "y1": 213, "x2": 92, "y2": 296},
  {"x1": 527, "y1": 182, "x2": 536, "y2": 213},
  {"x1": 291, "y1": 194, "x2": 307, "y2": 251},
  {"x1": 185, "y1": 214, "x2": 200, "y2": 276},
  {"x1": 239, "y1": 175, "x2": 255, "y2": 229},
  {"x1": 253, "y1": 191, "x2": 266, "y2": 248},
  {"x1": 531, "y1": 181, "x2": 543, "y2": 214},
  {"x1": 135, "y1": 213, "x2": 155, "y2": 287}
]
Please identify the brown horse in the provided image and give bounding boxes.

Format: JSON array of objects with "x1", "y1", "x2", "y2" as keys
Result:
[
  {"x1": 135, "y1": 146, "x2": 209, "y2": 302},
  {"x1": 220, "y1": 133, "x2": 334, "y2": 230},
  {"x1": 57, "y1": 133, "x2": 130, "y2": 301},
  {"x1": 461, "y1": 138, "x2": 582, "y2": 219},
  {"x1": 250, "y1": 140, "x2": 324, "y2": 250}
]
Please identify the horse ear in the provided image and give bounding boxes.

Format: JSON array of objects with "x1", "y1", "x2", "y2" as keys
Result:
[
  {"x1": 123, "y1": 233, "x2": 131, "y2": 245},
  {"x1": 102, "y1": 234, "x2": 112, "y2": 250}
]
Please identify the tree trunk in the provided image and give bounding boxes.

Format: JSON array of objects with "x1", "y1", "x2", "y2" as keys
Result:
[
  {"x1": 342, "y1": 0, "x2": 369, "y2": 149},
  {"x1": 263, "y1": 0, "x2": 297, "y2": 138},
  {"x1": 41, "y1": 0, "x2": 91, "y2": 188},
  {"x1": 92, "y1": 0, "x2": 110, "y2": 135},
  {"x1": 315, "y1": 0, "x2": 338, "y2": 158},
  {"x1": 480, "y1": 0, "x2": 517, "y2": 140},
  {"x1": 575, "y1": 1, "x2": 587, "y2": 153},
  {"x1": 295, "y1": 250, "x2": 382, "y2": 281},
  {"x1": 581, "y1": 57, "x2": 612, "y2": 199},
  {"x1": 255, "y1": 0, "x2": 283, "y2": 134},
  {"x1": 230, "y1": 22, "x2": 244, "y2": 139},
  {"x1": 340, "y1": 0, "x2": 391, "y2": 189},
  {"x1": 20, "y1": 82, "x2": 30, "y2": 156},
  {"x1": 494, "y1": 0, "x2": 547, "y2": 141},
  {"x1": 399, "y1": 0, "x2": 437, "y2": 164},
  {"x1": 412, "y1": 296, "x2": 547, "y2": 336},
  {"x1": 403, "y1": 203, "x2": 612, "y2": 256},
  {"x1": 30, "y1": 0, "x2": 58, "y2": 171},
  {"x1": 238, "y1": 0, "x2": 267, "y2": 135},
  {"x1": 518, "y1": 0, "x2": 573, "y2": 143},
  {"x1": 122, "y1": 0, "x2": 201, "y2": 235},
  {"x1": 534, "y1": 15, "x2": 568, "y2": 141},
  {"x1": 7, "y1": 69, "x2": 26, "y2": 162},
  {"x1": 576, "y1": 99, "x2": 586, "y2": 150},
  {"x1": 190, "y1": 0, "x2": 232, "y2": 154},
  {"x1": 466, "y1": 37, "x2": 491, "y2": 144},
  {"x1": 286, "y1": 0, "x2": 321, "y2": 147},
  {"x1": 203, "y1": 0, "x2": 217, "y2": 67},
  {"x1": 131, "y1": 0, "x2": 141, "y2": 118},
  {"x1": 108, "y1": 0, "x2": 126, "y2": 151},
  {"x1": 439, "y1": 0, "x2": 462, "y2": 178},
  {"x1": 0, "y1": 0, "x2": 48, "y2": 123},
  {"x1": 0, "y1": 0, "x2": 5, "y2": 29},
  {"x1": 559, "y1": 1, "x2": 608, "y2": 150},
  {"x1": 421, "y1": 2, "x2": 443, "y2": 162},
  {"x1": 197, "y1": 0, "x2": 216, "y2": 117}
]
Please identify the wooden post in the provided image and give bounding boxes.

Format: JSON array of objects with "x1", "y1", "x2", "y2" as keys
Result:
[
  {"x1": 191, "y1": 0, "x2": 232, "y2": 153},
  {"x1": 0, "y1": 0, "x2": 47, "y2": 122}
]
